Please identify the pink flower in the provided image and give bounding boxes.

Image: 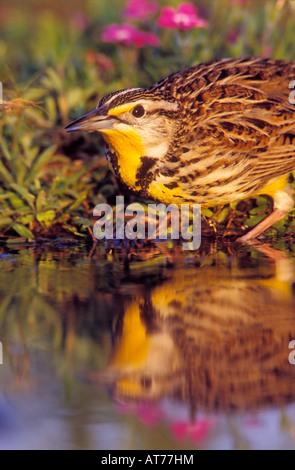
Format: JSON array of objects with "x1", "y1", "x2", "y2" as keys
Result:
[
  {"x1": 115, "y1": 403, "x2": 165, "y2": 426},
  {"x1": 132, "y1": 30, "x2": 160, "y2": 47},
  {"x1": 243, "y1": 415, "x2": 263, "y2": 426},
  {"x1": 123, "y1": 0, "x2": 158, "y2": 21},
  {"x1": 158, "y1": 2, "x2": 208, "y2": 30},
  {"x1": 101, "y1": 23, "x2": 159, "y2": 48},
  {"x1": 136, "y1": 403, "x2": 165, "y2": 426},
  {"x1": 171, "y1": 419, "x2": 215, "y2": 442},
  {"x1": 102, "y1": 24, "x2": 137, "y2": 45}
]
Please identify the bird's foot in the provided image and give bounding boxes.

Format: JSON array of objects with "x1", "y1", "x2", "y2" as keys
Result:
[{"x1": 237, "y1": 209, "x2": 287, "y2": 243}]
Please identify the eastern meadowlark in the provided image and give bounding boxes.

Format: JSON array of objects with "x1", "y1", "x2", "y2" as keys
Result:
[{"x1": 66, "y1": 58, "x2": 295, "y2": 241}]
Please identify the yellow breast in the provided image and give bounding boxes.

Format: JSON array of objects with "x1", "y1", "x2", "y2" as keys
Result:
[
  {"x1": 148, "y1": 182, "x2": 187, "y2": 204},
  {"x1": 109, "y1": 302, "x2": 149, "y2": 369},
  {"x1": 102, "y1": 129, "x2": 143, "y2": 190}
]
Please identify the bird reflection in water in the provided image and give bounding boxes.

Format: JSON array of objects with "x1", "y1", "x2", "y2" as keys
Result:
[{"x1": 103, "y1": 256, "x2": 295, "y2": 413}]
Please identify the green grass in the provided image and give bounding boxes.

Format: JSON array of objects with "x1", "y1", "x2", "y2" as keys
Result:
[{"x1": 0, "y1": 0, "x2": 295, "y2": 240}]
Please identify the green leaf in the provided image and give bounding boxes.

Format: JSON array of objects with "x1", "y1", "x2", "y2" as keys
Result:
[
  {"x1": 0, "y1": 217, "x2": 13, "y2": 227},
  {"x1": 249, "y1": 206, "x2": 267, "y2": 215},
  {"x1": 8, "y1": 193, "x2": 29, "y2": 210},
  {"x1": 41, "y1": 68, "x2": 63, "y2": 93},
  {"x1": 62, "y1": 220, "x2": 85, "y2": 237},
  {"x1": 19, "y1": 214, "x2": 34, "y2": 225},
  {"x1": 65, "y1": 87, "x2": 85, "y2": 108},
  {"x1": 5, "y1": 238, "x2": 28, "y2": 244},
  {"x1": 23, "y1": 87, "x2": 47, "y2": 101},
  {"x1": 202, "y1": 208, "x2": 214, "y2": 217},
  {"x1": 244, "y1": 214, "x2": 265, "y2": 228},
  {"x1": 75, "y1": 217, "x2": 91, "y2": 227},
  {"x1": 68, "y1": 195, "x2": 86, "y2": 211},
  {"x1": 23, "y1": 146, "x2": 39, "y2": 167},
  {"x1": 0, "y1": 138, "x2": 13, "y2": 161},
  {"x1": 0, "y1": 160, "x2": 14, "y2": 185},
  {"x1": 216, "y1": 207, "x2": 229, "y2": 224},
  {"x1": 37, "y1": 210, "x2": 56, "y2": 224},
  {"x1": 25, "y1": 145, "x2": 57, "y2": 184},
  {"x1": 10, "y1": 183, "x2": 35, "y2": 210},
  {"x1": 64, "y1": 166, "x2": 89, "y2": 186},
  {"x1": 256, "y1": 196, "x2": 269, "y2": 205},
  {"x1": 36, "y1": 190, "x2": 47, "y2": 213},
  {"x1": 272, "y1": 220, "x2": 287, "y2": 234},
  {"x1": 40, "y1": 203, "x2": 61, "y2": 211},
  {"x1": 12, "y1": 223, "x2": 34, "y2": 239},
  {"x1": 45, "y1": 96, "x2": 57, "y2": 122},
  {"x1": 230, "y1": 201, "x2": 238, "y2": 210}
]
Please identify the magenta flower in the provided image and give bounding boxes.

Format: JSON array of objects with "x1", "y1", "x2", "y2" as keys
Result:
[
  {"x1": 115, "y1": 403, "x2": 165, "y2": 426},
  {"x1": 137, "y1": 404, "x2": 166, "y2": 426},
  {"x1": 102, "y1": 24, "x2": 138, "y2": 46},
  {"x1": 132, "y1": 30, "x2": 160, "y2": 47},
  {"x1": 171, "y1": 419, "x2": 215, "y2": 442},
  {"x1": 101, "y1": 23, "x2": 159, "y2": 48},
  {"x1": 158, "y1": 2, "x2": 208, "y2": 30},
  {"x1": 123, "y1": 0, "x2": 158, "y2": 21}
]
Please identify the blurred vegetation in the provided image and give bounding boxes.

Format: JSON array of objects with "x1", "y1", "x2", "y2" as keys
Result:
[
  {"x1": 2, "y1": 242, "x2": 294, "y2": 449},
  {"x1": 0, "y1": 0, "x2": 295, "y2": 240},
  {"x1": 0, "y1": 239, "x2": 291, "y2": 394}
]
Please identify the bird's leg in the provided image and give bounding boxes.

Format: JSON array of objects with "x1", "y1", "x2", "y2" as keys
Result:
[
  {"x1": 239, "y1": 238, "x2": 288, "y2": 261},
  {"x1": 87, "y1": 226, "x2": 98, "y2": 258},
  {"x1": 238, "y1": 188, "x2": 293, "y2": 243},
  {"x1": 237, "y1": 208, "x2": 287, "y2": 243},
  {"x1": 87, "y1": 225, "x2": 97, "y2": 242}
]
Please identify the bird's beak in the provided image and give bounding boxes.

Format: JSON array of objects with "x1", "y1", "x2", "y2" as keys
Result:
[{"x1": 65, "y1": 105, "x2": 116, "y2": 133}]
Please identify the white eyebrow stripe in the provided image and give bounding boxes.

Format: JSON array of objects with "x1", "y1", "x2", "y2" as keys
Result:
[
  {"x1": 104, "y1": 88, "x2": 143, "y2": 105},
  {"x1": 113, "y1": 99, "x2": 179, "y2": 113},
  {"x1": 126, "y1": 99, "x2": 178, "y2": 112}
]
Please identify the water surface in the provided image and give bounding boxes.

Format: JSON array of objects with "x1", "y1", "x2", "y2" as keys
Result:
[{"x1": 0, "y1": 240, "x2": 295, "y2": 450}]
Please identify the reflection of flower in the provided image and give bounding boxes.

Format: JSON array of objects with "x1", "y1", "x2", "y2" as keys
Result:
[
  {"x1": 101, "y1": 23, "x2": 160, "y2": 48},
  {"x1": 116, "y1": 403, "x2": 165, "y2": 426},
  {"x1": 171, "y1": 419, "x2": 214, "y2": 441},
  {"x1": 123, "y1": 0, "x2": 158, "y2": 21},
  {"x1": 136, "y1": 404, "x2": 165, "y2": 426},
  {"x1": 158, "y1": 3, "x2": 208, "y2": 30},
  {"x1": 243, "y1": 416, "x2": 262, "y2": 426}
]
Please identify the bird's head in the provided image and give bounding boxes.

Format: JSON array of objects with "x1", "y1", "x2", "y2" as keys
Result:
[{"x1": 66, "y1": 88, "x2": 179, "y2": 191}]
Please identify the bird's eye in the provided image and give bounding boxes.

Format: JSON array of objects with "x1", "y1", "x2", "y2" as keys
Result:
[{"x1": 132, "y1": 105, "x2": 145, "y2": 118}]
